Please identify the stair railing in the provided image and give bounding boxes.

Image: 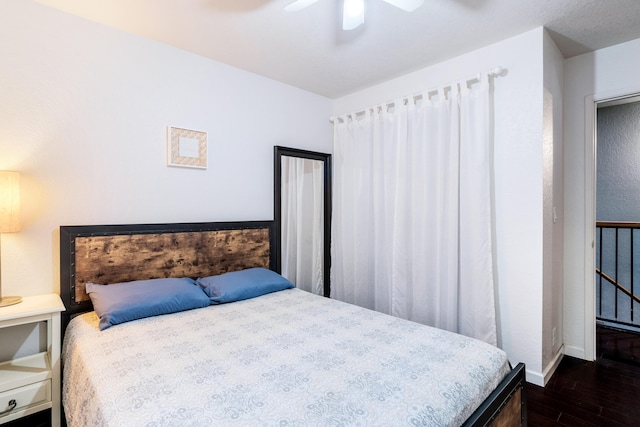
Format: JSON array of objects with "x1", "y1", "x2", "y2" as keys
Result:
[{"x1": 596, "y1": 221, "x2": 640, "y2": 329}]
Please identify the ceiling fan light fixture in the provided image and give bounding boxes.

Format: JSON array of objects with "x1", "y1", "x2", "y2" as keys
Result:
[
  {"x1": 381, "y1": 0, "x2": 424, "y2": 12},
  {"x1": 345, "y1": 0, "x2": 365, "y2": 17},
  {"x1": 284, "y1": 0, "x2": 321, "y2": 12},
  {"x1": 343, "y1": 0, "x2": 365, "y2": 30},
  {"x1": 286, "y1": 0, "x2": 423, "y2": 30}
]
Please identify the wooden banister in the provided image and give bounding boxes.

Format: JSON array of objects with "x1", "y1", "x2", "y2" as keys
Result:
[
  {"x1": 597, "y1": 221, "x2": 640, "y2": 229},
  {"x1": 595, "y1": 268, "x2": 640, "y2": 305}
]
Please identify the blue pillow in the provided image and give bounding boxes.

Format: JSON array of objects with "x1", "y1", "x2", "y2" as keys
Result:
[
  {"x1": 86, "y1": 277, "x2": 211, "y2": 330},
  {"x1": 196, "y1": 268, "x2": 294, "y2": 304}
]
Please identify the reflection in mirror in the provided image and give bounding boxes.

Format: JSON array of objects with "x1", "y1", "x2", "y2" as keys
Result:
[
  {"x1": 274, "y1": 147, "x2": 331, "y2": 297},
  {"x1": 282, "y1": 157, "x2": 324, "y2": 294}
]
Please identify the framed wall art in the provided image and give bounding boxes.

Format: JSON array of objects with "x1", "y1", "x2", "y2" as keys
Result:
[{"x1": 167, "y1": 126, "x2": 207, "y2": 169}]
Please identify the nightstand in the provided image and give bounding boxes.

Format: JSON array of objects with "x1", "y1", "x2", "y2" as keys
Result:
[{"x1": 0, "y1": 294, "x2": 65, "y2": 427}]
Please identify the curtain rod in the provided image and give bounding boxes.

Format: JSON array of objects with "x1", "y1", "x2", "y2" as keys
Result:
[{"x1": 330, "y1": 66, "x2": 506, "y2": 123}]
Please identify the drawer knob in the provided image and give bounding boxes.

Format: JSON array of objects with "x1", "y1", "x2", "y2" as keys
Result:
[{"x1": 0, "y1": 399, "x2": 17, "y2": 415}]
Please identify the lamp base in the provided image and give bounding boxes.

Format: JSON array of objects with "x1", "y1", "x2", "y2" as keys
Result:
[{"x1": 0, "y1": 296, "x2": 22, "y2": 307}]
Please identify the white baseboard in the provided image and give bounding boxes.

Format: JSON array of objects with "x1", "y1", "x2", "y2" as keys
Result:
[
  {"x1": 542, "y1": 345, "x2": 565, "y2": 385},
  {"x1": 524, "y1": 345, "x2": 565, "y2": 387},
  {"x1": 564, "y1": 344, "x2": 588, "y2": 360},
  {"x1": 525, "y1": 368, "x2": 544, "y2": 387}
]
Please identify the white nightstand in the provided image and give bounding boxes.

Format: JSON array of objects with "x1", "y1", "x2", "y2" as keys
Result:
[{"x1": 0, "y1": 294, "x2": 65, "y2": 426}]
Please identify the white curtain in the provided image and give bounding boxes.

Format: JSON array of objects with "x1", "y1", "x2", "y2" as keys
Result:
[
  {"x1": 281, "y1": 156, "x2": 324, "y2": 295},
  {"x1": 332, "y1": 74, "x2": 497, "y2": 346}
]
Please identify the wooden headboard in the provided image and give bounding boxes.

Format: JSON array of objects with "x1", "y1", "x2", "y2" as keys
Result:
[{"x1": 60, "y1": 221, "x2": 275, "y2": 328}]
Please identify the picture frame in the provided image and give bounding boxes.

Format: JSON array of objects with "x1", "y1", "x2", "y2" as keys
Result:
[{"x1": 167, "y1": 126, "x2": 207, "y2": 169}]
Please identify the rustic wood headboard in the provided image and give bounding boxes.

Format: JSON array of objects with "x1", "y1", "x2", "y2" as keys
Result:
[{"x1": 60, "y1": 221, "x2": 274, "y2": 328}]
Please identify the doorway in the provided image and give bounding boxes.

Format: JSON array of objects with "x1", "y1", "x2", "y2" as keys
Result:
[{"x1": 589, "y1": 94, "x2": 640, "y2": 362}]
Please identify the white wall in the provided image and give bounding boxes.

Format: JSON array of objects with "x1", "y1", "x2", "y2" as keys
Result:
[
  {"x1": 0, "y1": 0, "x2": 333, "y2": 298},
  {"x1": 333, "y1": 28, "x2": 549, "y2": 384},
  {"x1": 542, "y1": 30, "x2": 565, "y2": 380},
  {"x1": 564, "y1": 37, "x2": 640, "y2": 359}
]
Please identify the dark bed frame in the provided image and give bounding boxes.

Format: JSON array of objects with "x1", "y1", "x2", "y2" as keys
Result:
[{"x1": 59, "y1": 220, "x2": 526, "y2": 427}]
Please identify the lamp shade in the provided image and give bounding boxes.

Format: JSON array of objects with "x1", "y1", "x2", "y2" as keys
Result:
[{"x1": 0, "y1": 171, "x2": 21, "y2": 233}]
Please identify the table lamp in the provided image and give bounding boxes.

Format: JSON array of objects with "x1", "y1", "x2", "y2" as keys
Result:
[{"x1": 0, "y1": 171, "x2": 22, "y2": 307}]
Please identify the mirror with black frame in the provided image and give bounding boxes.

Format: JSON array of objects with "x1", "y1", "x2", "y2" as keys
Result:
[{"x1": 274, "y1": 146, "x2": 331, "y2": 297}]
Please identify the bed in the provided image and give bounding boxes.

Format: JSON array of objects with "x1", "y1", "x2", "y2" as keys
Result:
[{"x1": 59, "y1": 221, "x2": 526, "y2": 427}]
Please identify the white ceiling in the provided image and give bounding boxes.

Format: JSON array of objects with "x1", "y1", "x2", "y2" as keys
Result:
[{"x1": 36, "y1": 0, "x2": 640, "y2": 98}]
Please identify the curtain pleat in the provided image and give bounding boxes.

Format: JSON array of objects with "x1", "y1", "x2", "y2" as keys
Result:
[
  {"x1": 281, "y1": 156, "x2": 324, "y2": 295},
  {"x1": 332, "y1": 75, "x2": 497, "y2": 346}
]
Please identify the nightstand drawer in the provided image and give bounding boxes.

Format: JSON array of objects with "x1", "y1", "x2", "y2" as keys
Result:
[{"x1": 0, "y1": 380, "x2": 51, "y2": 421}]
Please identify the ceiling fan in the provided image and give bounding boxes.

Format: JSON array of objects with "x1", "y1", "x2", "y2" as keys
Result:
[{"x1": 285, "y1": 0, "x2": 425, "y2": 30}]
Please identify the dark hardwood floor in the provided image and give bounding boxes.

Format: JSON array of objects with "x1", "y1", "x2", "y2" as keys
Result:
[{"x1": 527, "y1": 325, "x2": 640, "y2": 426}]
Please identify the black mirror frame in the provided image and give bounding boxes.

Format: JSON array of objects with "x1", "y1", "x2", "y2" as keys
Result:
[{"x1": 274, "y1": 146, "x2": 332, "y2": 297}]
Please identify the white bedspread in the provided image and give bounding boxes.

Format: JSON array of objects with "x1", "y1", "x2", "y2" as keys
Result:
[{"x1": 62, "y1": 288, "x2": 510, "y2": 427}]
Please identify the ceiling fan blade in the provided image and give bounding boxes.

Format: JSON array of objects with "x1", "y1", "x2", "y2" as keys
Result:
[
  {"x1": 381, "y1": 0, "x2": 424, "y2": 12},
  {"x1": 284, "y1": 0, "x2": 321, "y2": 12},
  {"x1": 343, "y1": 0, "x2": 365, "y2": 30}
]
